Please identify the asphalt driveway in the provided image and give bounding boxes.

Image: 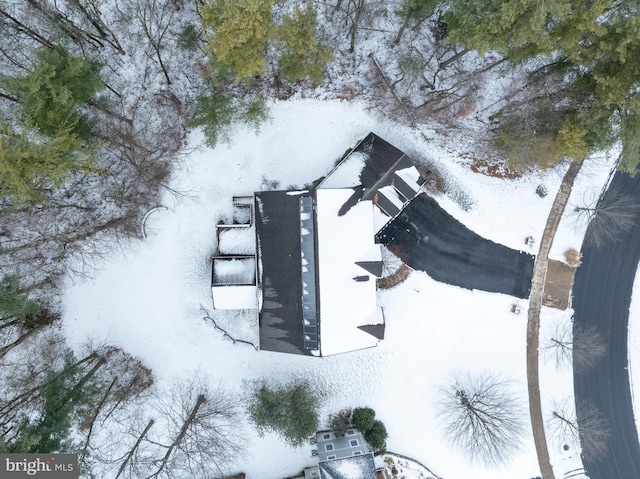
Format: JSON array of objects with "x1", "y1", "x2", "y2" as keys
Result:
[
  {"x1": 572, "y1": 171, "x2": 640, "y2": 478},
  {"x1": 375, "y1": 194, "x2": 535, "y2": 299}
]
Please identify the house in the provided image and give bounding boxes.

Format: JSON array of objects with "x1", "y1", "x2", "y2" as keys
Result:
[
  {"x1": 301, "y1": 429, "x2": 379, "y2": 479},
  {"x1": 211, "y1": 133, "x2": 425, "y2": 356}
]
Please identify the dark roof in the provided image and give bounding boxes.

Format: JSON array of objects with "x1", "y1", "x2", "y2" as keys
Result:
[
  {"x1": 318, "y1": 454, "x2": 377, "y2": 479},
  {"x1": 322, "y1": 133, "x2": 422, "y2": 215},
  {"x1": 355, "y1": 260, "x2": 384, "y2": 277},
  {"x1": 255, "y1": 191, "x2": 315, "y2": 355},
  {"x1": 358, "y1": 324, "x2": 385, "y2": 340},
  {"x1": 356, "y1": 133, "x2": 407, "y2": 193}
]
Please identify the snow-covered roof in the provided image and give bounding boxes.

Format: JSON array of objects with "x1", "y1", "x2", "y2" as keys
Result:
[
  {"x1": 218, "y1": 225, "x2": 255, "y2": 255},
  {"x1": 319, "y1": 151, "x2": 368, "y2": 188},
  {"x1": 315, "y1": 189, "x2": 383, "y2": 356},
  {"x1": 318, "y1": 133, "x2": 410, "y2": 202},
  {"x1": 373, "y1": 204, "x2": 393, "y2": 233},
  {"x1": 318, "y1": 454, "x2": 377, "y2": 479},
  {"x1": 378, "y1": 185, "x2": 405, "y2": 211},
  {"x1": 212, "y1": 257, "x2": 255, "y2": 285},
  {"x1": 396, "y1": 165, "x2": 421, "y2": 185},
  {"x1": 211, "y1": 285, "x2": 257, "y2": 310}
]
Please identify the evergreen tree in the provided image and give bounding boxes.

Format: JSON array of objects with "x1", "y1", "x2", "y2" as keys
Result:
[
  {"x1": 0, "y1": 47, "x2": 103, "y2": 202},
  {"x1": 276, "y1": 5, "x2": 333, "y2": 83},
  {"x1": 246, "y1": 378, "x2": 319, "y2": 447},
  {"x1": 189, "y1": 92, "x2": 268, "y2": 147},
  {"x1": 445, "y1": 0, "x2": 640, "y2": 171},
  {"x1": 0, "y1": 275, "x2": 41, "y2": 328},
  {"x1": 397, "y1": 0, "x2": 439, "y2": 20},
  {"x1": 364, "y1": 419, "x2": 388, "y2": 451},
  {"x1": 443, "y1": 0, "x2": 571, "y2": 59},
  {"x1": 200, "y1": 0, "x2": 332, "y2": 84},
  {"x1": 6, "y1": 350, "x2": 95, "y2": 453},
  {"x1": 200, "y1": 0, "x2": 275, "y2": 81},
  {"x1": 0, "y1": 119, "x2": 95, "y2": 202},
  {"x1": 351, "y1": 406, "x2": 376, "y2": 431},
  {"x1": 2, "y1": 46, "x2": 104, "y2": 138}
]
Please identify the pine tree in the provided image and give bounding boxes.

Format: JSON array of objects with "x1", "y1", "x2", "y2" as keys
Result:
[
  {"x1": 351, "y1": 407, "x2": 376, "y2": 431},
  {"x1": 443, "y1": 0, "x2": 571, "y2": 59},
  {"x1": 200, "y1": 0, "x2": 275, "y2": 81},
  {"x1": 2, "y1": 46, "x2": 104, "y2": 138},
  {"x1": 0, "y1": 119, "x2": 95, "y2": 202},
  {"x1": 189, "y1": 92, "x2": 268, "y2": 147},
  {"x1": 0, "y1": 275, "x2": 41, "y2": 329},
  {"x1": 6, "y1": 350, "x2": 96, "y2": 453},
  {"x1": 0, "y1": 46, "x2": 103, "y2": 202},
  {"x1": 246, "y1": 378, "x2": 319, "y2": 447},
  {"x1": 276, "y1": 5, "x2": 333, "y2": 83},
  {"x1": 445, "y1": 0, "x2": 640, "y2": 170},
  {"x1": 364, "y1": 419, "x2": 388, "y2": 451}
]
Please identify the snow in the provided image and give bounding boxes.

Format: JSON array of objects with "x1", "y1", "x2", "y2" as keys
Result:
[
  {"x1": 218, "y1": 226, "x2": 255, "y2": 255},
  {"x1": 628, "y1": 267, "x2": 640, "y2": 435},
  {"x1": 396, "y1": 166, "x2": 421, "y2": 185},
  {"x1": 329, "y1": 455, "x2": 376, "y2": 479},
  {"x1": 212, "y1": 257, "x2": 255, "y2": 285},
  {"x1": 319, "y1": 151, "x2": 368, "y2": 189},
  {"x1": 373, "y1": 204, "x2": 393, "y2": 233},
  {"x1": 378, "y1": 185, "x2": 405, "y2": 210},
  {"x1": 211, "y1": 285, "x2": 257, "y2": 310},
  {"x1": 396, "y1": 166, "x2": 422, "y2": 194},
  {"x1": 60, "y1": 98, "x2": 621, "y2": 479},
  {"x1": 315, "y1": 189, "x2": 382, "y2": 356}
]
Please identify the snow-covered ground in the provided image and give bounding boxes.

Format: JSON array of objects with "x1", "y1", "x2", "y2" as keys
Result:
[
  {"x1": 628, "y1": 268, "x2": 640, "y2": 436},
  {"x1": 62, "y1": 99, "x2": 618, "y2": 479}
]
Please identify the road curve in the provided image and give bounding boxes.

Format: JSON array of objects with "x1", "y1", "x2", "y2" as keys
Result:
[{"x1": 572, "y1": 171, "x2": 640, "y2": 478}]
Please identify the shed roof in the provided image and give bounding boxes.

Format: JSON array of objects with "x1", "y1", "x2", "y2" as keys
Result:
[
  {"x1": 218, "y1": 225, "x2": 255, "y2": 255},
  {"x1": 212, "y1": 257, "x2": 255, "y2": 285}
]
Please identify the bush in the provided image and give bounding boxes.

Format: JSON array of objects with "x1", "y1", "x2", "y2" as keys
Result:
[
  {"x1": 565, "y1": 248, "x2": 583, "y2": 267},
  {"x1": 536, "y1": 184, "x2": 548, "y2": 198},
  {"x1": 246, "y1": 378, "x2": 319, "y2": 447},
  {"x1": 177, "y1": 24, "x2": 200, "y2": 51},
  {"x1": 328, "y1": 408, "x2": 352, "y2": 435},
  {"x1": 364, "y1": 419, "x2": 388, "y2": 451},
  {"x1": 351, "y1": 407, "x2": 376, "y2": 431}
]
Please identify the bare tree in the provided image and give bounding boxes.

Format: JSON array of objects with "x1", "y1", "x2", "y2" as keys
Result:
[
  {"x1": 145, "y1": 378, "x2": 245, "y2": 479},
  {"x1": 344, "y1": 0, "x2": 365, "y2": 53},
  {"x1": 547, "y1": 397, "x2": 610, "y2": 462},
  {"x1": 574, "y1": 188, "x2": 639, "y2": 249},
  {"x1": 437, "y1": 373, "x2": 526, "y2": 467},
  {"x1": 544, "y1": 321, "x2": 607, "y2": 375}
]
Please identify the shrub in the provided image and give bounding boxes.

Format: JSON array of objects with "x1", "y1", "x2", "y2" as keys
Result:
[
  {"x1": 365, "y1": 419, "x2": 388, "y2": 451},
  {"x1": 536, "y1": 184, "x2": 548, "y2": 198},
  {"x1": 565, "y1": 248, "x2": 583, "y2": 267},
  {"x1": 177, "y1": 24, "x2": 200, "y2": 51},
  {"x1": 351, "y1": 407, "x2": 376, "y2": 431},
  {"x1": 246, "y1": 378, "x2": 319, "y2": 447},
  {"x1": 328, "y1": 408, "x2": 352, "y2": 435}
]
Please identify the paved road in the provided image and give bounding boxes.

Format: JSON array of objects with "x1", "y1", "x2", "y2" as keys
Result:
[
  {"x1": 572, "y1": 171, "x2": 640, "y2": 478},
  {"x1": 376, "y1": 193, "x2": 535, "y2": 298}
]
